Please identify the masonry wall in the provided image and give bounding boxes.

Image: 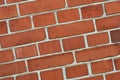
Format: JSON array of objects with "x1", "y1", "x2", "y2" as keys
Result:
[{"x1": 0, "y1": 0, "x2": 120, "y2": 80}]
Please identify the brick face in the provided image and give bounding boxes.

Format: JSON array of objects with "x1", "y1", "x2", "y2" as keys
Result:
[
  {"x1": 48, "y1": 20, "x2": 94, "y2": 39},
  {"x1": 87, "y1": 32, "x2": 109, "y2": 46},
  {"x1": 75, "y1": 44, "x2": 120, "y2": 62},
  {"x1": 9, "y1": 17, "x2": 32, "y2": 32},
  {"x1": 16, "y1": 73, "x2": 38, "y2": 80},
  {"x1": 0, "y1": 28, "x2": 45, "y2": 48},
  {"x1": 110, "y1": 29, "x2": 120, "y2": 43},
  {"x1": 96, "y1": 15, "x2": 120, "y2": 31},
  {"x1": 0, "y1": 21, "x2": 8, "y2": 34},
  {"x1": 66, "y1": 64, "x2": 88, "y2": 78},
  {"x1": 57, "y1": 9, "x2": 80, "y2": 23},
  {"x1": 106, "y1": 72, "x2": 120, "y2": 80},
  {"x1": 19, "y1": 0, "x2": 65, "y2": 15},
  {"x1": 67, "y1": 0, "x2": 103, "y2": 7},
  {"x1": 41, "y1": 69, "x2": 64, "y2": 80},
  {"x1": 0, "y1": 50, "x2": 14, "y2": 63},
  {"x1": 105, "y1": 1, "x2": 120, "y2": 15},
  {"x1": 38, "y1": 40, "x2": 61, "y2": 55},
  {"x1": 0, "y1": 5, "x2": 17, "y2": 19},
  {"x1": 0, "y1": 0, "x2": 120, "y2": 80},
  {"x1": 91, "y1": 59, "x2": 113, "y2": 74},
  {"x1": 28, "y1": 52, "x2": 74, "y2": 71},
  {"x1": 0, "y1": 61, "x2": 26, "y2": 77},
  {"x1": 15, "y1": 45, "x2": 38, "y2": 59},
  {"x1": 81, "y1": 4, "x2": 103, "y2": 19},
  {"x1": 33, "y1": 12, "x2": 56, "y2": 27},
  {"x1": 62, "y1": 36, "x2": 85, "y2": 51}
]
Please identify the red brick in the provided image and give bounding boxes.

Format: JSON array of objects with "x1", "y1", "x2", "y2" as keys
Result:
[
  {"x1": 0, "y1": 0, "x2": 4, "y2": 5},
  {"x1": 105, "y1": 1, "x2": 120, "y2": 15},
  {"x1": 0, "y1": 28, "x2": 45, "y2": 48},
  {"x1": 91, "y1": 59, "x2": 113, "y2": 74},
  {"x1": 114, "y1": 58, "x2": 120, "y2": 70},
  {"x1": 66, "y1": 64, "x2": 88, "y2": 79},
  {"x1": 15, "y1": 45, "x2": 38, "y2": 59},
  {"x1": 81, "y1": 4, "x2": 103, "y2": 19},
  {"x1": 0, "y1": 21, "x2": 8, "y2": 34},
  {"x1": 0, "y1": 5, "x2": 17, "y2": 20},
  {"x1": 76, "y1": 44, "x2": 120, "y2": 62},
  {"x1": 67, "y1": 0, "x2": 103, "y2": 7},
  {"x1": 7, "y1": 0, "x2": 23, "y2": 3},
  {"x1": 38, "y1": 40, "x2": 61, "y2": 55},
  {"x1": 81, "y1": 75, "x2": 103, "y2": 80},
  {"x1": 57, "y1": 9, "x2": 80, "y2": 23},
  {"x1": 28, "y1": 52, "x2": 74, "y2": 71},
  {"x1": 16, "y1": 73, "x2": 38, "y2": 80},
  {"x1": 96, "y1": 15, "x2": 120, "y2": 31},
  {"x1": 110, "y1": 29, "x2": 120, "y2": 43},
  {"x1": 87, "y1": 32, "x2": 109, "y2": 46},
  {"x1": 0, "y1": 50, "x2": 14, "y2": 63},
  {"x1": 41, "y1": 68, "x2": 63, "y2": 80},
  {"x1": 62, "y1": 36, "x2": 85, "y2": 51},
  {"x1": 19, "y1": 0, "x2": 65, "y2": 15},
  {"x1": 106, "y1": 72, "x2": 120, "y2": 80},
  {"x1": 0, "y1": 77, "x2": 14, "y2": 80},
  {"x1": 48, "y1": 20, "x2": 94, "y2": 39},
  {"x1": 9, "y1": 17, "x2": 32, "y2": 32},
  {"x1": 0, "y1": 61, "x2": 26, "y2": 77},
  {"x1": 33, "y1": 13, "x2": 56, "y2": 27}
]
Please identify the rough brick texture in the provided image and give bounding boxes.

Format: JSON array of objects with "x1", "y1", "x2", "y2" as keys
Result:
[{"x1": 0, "y1": 0, "x2": 120, "y2": 80}]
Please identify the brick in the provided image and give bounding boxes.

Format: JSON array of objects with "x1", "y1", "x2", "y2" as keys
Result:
[
  {"x1": 0, "y1": 77, "x2": 14, "y2": 80},
  {"x1": 0, "y1": 28, "x2": 45, "y2": 48},
  {"x1": 105, "y1": 1, "x2": 120, "y2": 15},
  {"x1": 57, "y1": 9, "x2": 80, "y2": 23},
  {"x1": 81, "y1": 75, "x2": 103, "y2": 80},
  {"x1": 48, "y1": 20, "x2": 94, "y2": 39},
  {"x1": 0, "y1": 50, "x2": 14, "y2": 63},
  {"x1": 0, "y1": 0, "x2": 4, "y2": 5},
  {"x1": 0, "y1": 61, "x2": 26, "y2": 77},
  {"x1": 33, "y1": 13, "x2": 56, "y2": 27},
  {"x1": 19, "y1": 0, "x2": 65, "y2": 15},
  {"x1": 16, "y1": 73, "x2": 38, "y2": 80},
  {"x1": 0, "y1": 5, "x2": 17, "y2": 20},
  {"x1": 96, "y1": 15, "x2": 120, "y2": 31},
  {"x1": 81, "y1": 4, "x2": 103, "y2": 19},
  {"x1": 15, "y1": 45, "x2": 38, "y2": 59},
  {"x1": 114, "y1": 58, "x2": 120, "y2": 70},
  {"x1": 0, "y1": 21, "x2": 8, "y2": 34},
  {"x1": 7, "y1": 0, "x2": 23, "y2": 3},
  {"x1": 28, "y1": 52, "x2": 74, "y2": 71},
  {"x1": 75, "y1": 44, "x2": 120, "y2": 62},
  {"x1": 62, "y1": 36, "x2": 85, "y2": 51},
  {"x1": 106, "y1": 72, "x2": 120, "y2": 80},
  {"x1": 67, "y1": 0, "x2": 103, "y2": 7},
  {"x1": 110, "y1": 29, "x2": 120, "y2": 43},
  {"x1": 87, "y1": 32, "x2": 109, "y2": 46},
  {"x1": 41, "y1": 68, "x2": 63, "y2": 80},
  {"x1": 66, "y1": 64, "x2": 88, "y2": 79},
  {"x1": 91, "y1": 59, "x2": 113, "y2": 74},
  {"x1": 9, "y1": 17, "x2": 32, "y2": 32},
  {"x1": 38, "y1": 40, "x2": 61, "y2": 55}
]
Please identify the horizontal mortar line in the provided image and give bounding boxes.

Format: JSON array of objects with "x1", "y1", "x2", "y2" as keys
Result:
[
  {"x1": 0, "y1": 0, "x2": 119, "y2": 22},
  {"x1": 0, "y1": 12, "x2": 120, "y2": 37},
  {"x1": 0, "y1": 54, "x2": 120, "y2": 79},
  {"x1": 0, "y1": 27, "x2": 120, "y2": 51}
]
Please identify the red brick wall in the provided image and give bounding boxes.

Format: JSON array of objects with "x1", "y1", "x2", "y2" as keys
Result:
[{"x1": 0, "y1": 0, "x2": 120, "y2": 80}]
